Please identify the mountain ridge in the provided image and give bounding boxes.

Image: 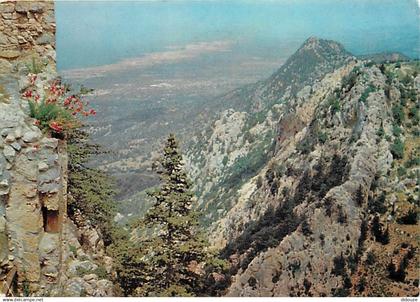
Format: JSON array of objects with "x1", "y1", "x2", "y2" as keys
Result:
[{"x1": 185, "y1": 38, "x2": 419, "y2": 297}]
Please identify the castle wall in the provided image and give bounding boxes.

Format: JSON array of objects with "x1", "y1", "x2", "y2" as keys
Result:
[
  {"x1": 0, "y1": 0, "x2": 55, "y2": 70},
  {"x1": 0, "y1": 0, "x2": 66, "y2": 295}
]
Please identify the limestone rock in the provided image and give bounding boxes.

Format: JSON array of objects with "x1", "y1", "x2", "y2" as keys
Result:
[
  {"x1": 63, "y1": 277, "x2": 85, "y2": 296},
  {"x1": 23, "y1": 131, "x2": 41, "y2": 143},
  {"x1": 3, "y1": 145, "x2": 15, "y2": 162}
]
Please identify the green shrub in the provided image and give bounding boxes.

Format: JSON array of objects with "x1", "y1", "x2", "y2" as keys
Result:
[
  {"x1": 408, "y1": 106, "x2": 419, "y2": 123},
  {"x1": 329, "y1": 98, "x2": 341, "y2": 115},
  {"x1": 318, "y1": 132, "x2": 328, "y2": 144},
  {"x1": 376, "y1": 125, "x2": 385, "y2": 138},
  {"x1": 392, "y1": 125, "x2": 402, "y2": 137},
  {"x1": 93, "y1": 266, "x2": 108, "y2": 279},
  {"x1": 392, "y1": 105, "x2": 405, "y2": 125},
  {"x1": 23, "y1": 75, "x2": 95, "y2": 136},
  {"x1": 359, "y1": 84, "x2": 376, "y2": 103},
  {"x1": 404, "y1": 155, "x2": 420, "y2": 168},
  {"x1": 297, "y1": 139, "x2": 313, "y2": 154},
  {"x1": 397, "y1": 166, "x2": 407, "y2": 177},
  {"x1": 28, "y1": 99, "x2": 75, "y2": 132},
  {"x1": 69, "y1": 245, "x2": 77, "y2": 255},
  {"x1": 26, "y1": 57, "x2": 44, "y2": 74},
  {"x1": 76, "y1": 266, "x2": 92, "y2": 277},
  {"x1": 390, "y1": 138, "x2": 405, "y2": 159}
]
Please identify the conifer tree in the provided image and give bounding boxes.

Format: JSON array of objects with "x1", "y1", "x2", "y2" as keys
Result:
[
  {"x1": 136, "y1": 133, "x2": 209, "y2": 296},
  {"x1": 67, "y1": 129, "x2": 118, "y2": 246},
  {"x1": 111, "y1": 134, "x2": 228, "y2": 297}
]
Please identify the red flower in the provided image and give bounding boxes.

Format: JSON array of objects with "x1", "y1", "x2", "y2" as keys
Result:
[
  {"x1": 49, "y1": 121, "x2": 63, "y2": 133},
  {"x1": 22, "y1": 90, "x2": 32, "y2": 98},
  {"x1": 63, "y1": 96, "x2": 72, "y2": 106},
  {"x1": 29, "y1": 75, "x2": 37, "y2": 85},
  {"x1": 89, "y1": 109, "x2": 96, "y2": 116}
]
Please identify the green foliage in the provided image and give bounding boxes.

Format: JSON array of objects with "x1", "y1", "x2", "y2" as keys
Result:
[
  {"x1": 397, "y1": 166, "x2": 407, "y2": 177},
  {"x1": 75, "y1": 264, "x2": 108, "y2": 279},
  {"x1": 390, "y1": 137, "x2": 405, "y2": 160},
  {"x1": 385, "y1": 69, "x2": 395, "y2": 85},
  {"x1": 376, "y1": 124, "x2": 385, "y2": 140},
  {"x1": 113, "y1": 134, "x2": 224, "y2": 297},
  {"x1": 297, "y1": 139, "x2": 313, "y2": 154},
  {"x1": 67, "y1": 129, "x2": 118, "y2": 246},
  {"x1": 93, "y1": 266, "x2": 108, "y2": 279},
  {"x1": 26, "y1": 57, "x2": 44, "y2": 74},
  {"x1": 22, "y1": 280, "x2": 31, "y2": 297},
  {"x1": 392, "y1": 125, "x2": 402, "y2": 137},
  {"x1": 404, "y1": 153, "x2": 420, "y2": 168},
  {"x1": 359, "y1": 84, "x2": 376, "y2": 103},
  {"x1": 318, "y1": 131, "x2": 328, "y2": 144},
  {"x1": 222, "y1": 156, "x2": 228, "y2": 166},
  {"x1": 28, "y1": 99, "x2": 74, "y2": 131},
  {"x1": 392, "y1": 104, "x2": 405, "y2": 125},
  {"x1": 69, "y1": 245, "x2": 77, "y2": 255},
  {"x1": 329, "y1": 97, "x2": 341, "y2": 115},
  {"x1": 224, "y1": 132, "x2": 272, "y2": 189},
  {"x1": 76, "y1": 266, "x2": 92, "y2": 277},
  {"x1": 408, "y1": 106, "x2": 419, "y2": 123}
]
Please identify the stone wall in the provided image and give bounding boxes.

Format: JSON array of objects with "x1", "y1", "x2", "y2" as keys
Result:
[
  {"x1": 0, "y1": 0, "x2": 64, "y2": 295},
  {"x1": 0, "y1": 0, "x2": 55, "y2": 71}
]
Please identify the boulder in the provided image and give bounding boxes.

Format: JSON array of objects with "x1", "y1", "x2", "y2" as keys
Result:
[{"x1": 63, "y1": 277, "x2": 85, "y2": 296}]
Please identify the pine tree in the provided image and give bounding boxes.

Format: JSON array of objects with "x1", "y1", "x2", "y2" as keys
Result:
[
  {"x1": 136, "y1": 134, "x2": 209, "y2": 296},
  {"x1": 67, "y1": 129, "x2": 118, "y2": 246}
]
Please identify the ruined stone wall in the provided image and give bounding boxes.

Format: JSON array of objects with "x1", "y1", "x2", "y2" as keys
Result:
[
  {"x1": 0, "y1": 0, "x2": 55, "y2": 70},
  {"x1": 0, "y1": 0, "x2": 65, "y2": 295}
]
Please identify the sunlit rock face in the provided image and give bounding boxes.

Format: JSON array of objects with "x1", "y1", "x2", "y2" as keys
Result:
[{"x1": 186, "y1": 38, "x2": 419, "y2": 297}]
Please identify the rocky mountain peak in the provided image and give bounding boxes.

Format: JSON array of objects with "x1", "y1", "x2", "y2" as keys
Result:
[
  {"x1": 259, "y1": 37, "x2": 352, "y2": 103},
  {"x1": 299, "y1": 36, "x2": 347, "y2": 53}
]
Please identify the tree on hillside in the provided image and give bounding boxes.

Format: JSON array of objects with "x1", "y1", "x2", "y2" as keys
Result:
[
  {"x1": 112, "y1": 134, "x2": 227, "y2": 297},
  {"x1": 139, "y1": 133, "x2": 209, "y2": 296},
  {"x1": 67, "y1": 129, "x2": 118, "y2": 246}
]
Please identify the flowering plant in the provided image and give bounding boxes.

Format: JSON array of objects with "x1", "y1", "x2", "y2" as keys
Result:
[{"x1": 21, "y1": 74, "x2": 96, "y2": 137}]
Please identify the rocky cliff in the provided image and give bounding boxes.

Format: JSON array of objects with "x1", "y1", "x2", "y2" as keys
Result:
[
  {"x1": 187, "y1": 38, "x2": 419, "y2": 297},
  {"x1": 0, "y1": 1, "x2": 114, "y2": 297}
]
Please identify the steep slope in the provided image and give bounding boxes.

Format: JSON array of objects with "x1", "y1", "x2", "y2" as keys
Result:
[
  {"x1": 186, "y1": 38, "x2": 352, "y2": 226},
  {"x1": 186, "y1": 39, "x2": 419, "y2": 297},
  {"x1": 208, "y1": 37, "x2": 351, "y2": 114},
  {"x1": 223, "y1": 60, "x2": 419, "y2": 297}
]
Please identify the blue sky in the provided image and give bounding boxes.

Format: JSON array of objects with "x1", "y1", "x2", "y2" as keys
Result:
[{"x1": 55, "y1": 0, "x2": 419, "y2": 70}]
